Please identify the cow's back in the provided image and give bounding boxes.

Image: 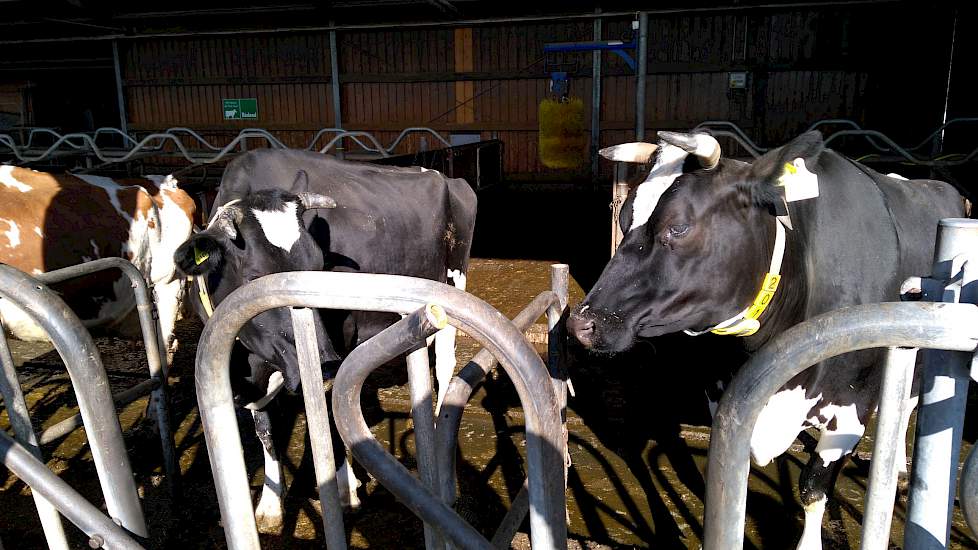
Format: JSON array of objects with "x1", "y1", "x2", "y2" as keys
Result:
[{"x1": 217, "y1": 149, "x2": 477, "y2": 282}]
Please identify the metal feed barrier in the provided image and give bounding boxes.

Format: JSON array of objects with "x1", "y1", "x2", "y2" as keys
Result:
[
  {"x1": 0, "y1": 264, "x2": 151, "y2": 549},
  {"x1": 196, "y1": 266, "x2": 570, "y2": 549},
  {"x1": 703, "y1": 218, "x2": 978, "y2": 550}
]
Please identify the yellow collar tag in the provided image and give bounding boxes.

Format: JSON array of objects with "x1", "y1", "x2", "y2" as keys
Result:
[
  {"x1": 710, "y1": 273, "x2": 780, "y2": 336},
  {"x1": 193, "y1": 245, "x2": 210, "y2": 265},
  {"x1": 196, "y1": 276, "x2": 214, "y2": 318}
]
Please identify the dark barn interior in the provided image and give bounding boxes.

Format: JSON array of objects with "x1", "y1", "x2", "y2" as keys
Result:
[{"x1": 1, "y1": 1, "x2": 977, "y2": 549}]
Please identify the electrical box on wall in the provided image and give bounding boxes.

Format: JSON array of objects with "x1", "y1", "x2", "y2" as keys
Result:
[{"x1": 728, "y1": 72, "x2": 748, "y2": 90}]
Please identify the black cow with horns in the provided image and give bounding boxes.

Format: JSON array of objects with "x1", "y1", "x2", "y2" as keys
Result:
[
  {"x1": 567, "y1": 130, "x2": 965, "y2": 550},
  {"x1": 175, "y1": 149, "x2": 476, "y2": 533}
]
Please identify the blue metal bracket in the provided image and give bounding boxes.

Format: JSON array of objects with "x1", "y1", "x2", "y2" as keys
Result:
[{"x1": 543, "y1": 40, "x2": 638, "y2": 72}]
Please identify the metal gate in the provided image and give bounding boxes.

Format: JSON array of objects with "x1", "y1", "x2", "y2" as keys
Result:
[
  {"x1": 702, "y1": 218, "x2": 978, "y2": 549},
  {"x1": 0, "y1": 262, "x2": 167, "y2": 550},
  {"x1": 195, "y1": 266, "x2": 571, "y2": 549}
]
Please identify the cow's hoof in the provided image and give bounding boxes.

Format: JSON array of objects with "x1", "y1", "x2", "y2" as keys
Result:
[{"x1": 255, "y1": 509, "x2": 284, "y2": 535}]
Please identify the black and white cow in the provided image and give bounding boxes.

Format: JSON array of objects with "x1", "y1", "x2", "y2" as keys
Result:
[
  {"x1": 567, "y1": 130, "x2": 965, "y2": 549},
  {"x1": 174, "y1": 149, "x2": 477, "y2": 532}
]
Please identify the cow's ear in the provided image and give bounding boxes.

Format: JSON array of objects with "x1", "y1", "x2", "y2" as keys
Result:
[
  {"x1": 174, "y1": 233, "x2": 225, "y2": 276},
  {"x1": 750, "y1": 131, "x2": 825, "y2": 186}
]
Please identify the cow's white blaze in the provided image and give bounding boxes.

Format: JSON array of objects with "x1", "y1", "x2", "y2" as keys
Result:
[
  {"x1": 1, "y1": 218, "x2": 20, "y2": 248},
  {"x1": 814, "y1": 402, "x2": 865, "y2": 466},
  {"x1": 253, "y1": 202, "x2": 301, "y2": 252},
  {"x1": 0, "y1": 165, "x2": 32, "y2": 192},
  {"x1": 797, "y1": 495, "x2": 827, "y2": 550},
  {"x1": 628, "y1": 143, "x2": 688, "y2": 231},
  {"x1": 750, "y1": 385, "x2": 821, "y2": 466}
]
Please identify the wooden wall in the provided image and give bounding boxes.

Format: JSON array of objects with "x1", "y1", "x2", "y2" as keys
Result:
[{"x1": 120, "y1": 4, "x2": 958, "y2": 178}]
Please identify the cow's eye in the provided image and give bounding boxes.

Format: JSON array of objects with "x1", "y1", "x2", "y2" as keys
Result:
[{"x1": 668, "y1": 223, "x2": 690, "y2": 237}]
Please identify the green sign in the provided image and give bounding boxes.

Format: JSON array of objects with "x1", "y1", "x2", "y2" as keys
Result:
[{"x1": 222, "y1": 98, "x2": 258, "y2": 120}]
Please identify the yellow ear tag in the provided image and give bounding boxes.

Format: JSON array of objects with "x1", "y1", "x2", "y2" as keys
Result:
[
  {"x1": 194, "y1": 245, "x2": 210, "y2": 265},
  {"x1": 776, "y1": 158, "x2": 819, "y2": 202}
]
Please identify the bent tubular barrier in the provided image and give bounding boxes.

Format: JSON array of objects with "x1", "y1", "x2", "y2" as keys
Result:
[
  {"x1": 196, "y1": 271, "x2": 567, "y2": 550},
  {"x1": 0, "y1": 264, "x2": 148, "y2": 537},
  {"x1": 32, "y1": 257, "x2": 180, "y2": 497},
  {"x1": 702, "y1": 301, "x2": 978, "y2": 550},
  {"x1": 0, "y1": 431, "x2": 144, "y2": 549}
]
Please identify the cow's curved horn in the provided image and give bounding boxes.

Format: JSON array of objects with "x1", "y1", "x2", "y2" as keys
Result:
[
  {"x1": 298, "y1": 192, "x2": 337, "y2": 210},
  {"x1": 598, "y1": 142, "x2": 658, "y2": 163},
  {"x1": 658, "y1": 131, "x2": 721, "y2": 170},
  {"x1": 210, "y1": 203, "x2": 243, "y2": 239}
]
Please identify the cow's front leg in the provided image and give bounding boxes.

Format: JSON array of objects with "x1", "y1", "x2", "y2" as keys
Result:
[
  {"x1": 797, "y1": 453, "x2": 847, "y2": 550},
  {"x1": 252, "y1": 409, "x2": 286, "y2": 534}
]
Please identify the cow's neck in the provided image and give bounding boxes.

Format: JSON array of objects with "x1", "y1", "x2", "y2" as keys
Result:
[{"x1": 742, "y1": 215, "x2": 807, "y2": 351}]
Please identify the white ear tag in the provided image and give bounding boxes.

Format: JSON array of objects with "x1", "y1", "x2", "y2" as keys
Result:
[{"x1": 777, "y1": 158, "x2": 819, "y2": 202}]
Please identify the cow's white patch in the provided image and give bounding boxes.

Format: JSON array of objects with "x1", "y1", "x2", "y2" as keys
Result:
[
  {"x1": 0, "y1": 165, "x2": 32, "y2": 192},
  {"x1": 629, "y1": 143, "x2": 689, "y2": 231},
  {"x1": 253, "y1": 202, "x2": 300, "y2": 252},
  {"x1": 73, "y1": 174, "x2": 135, "y2": 224},
  {"x1": 1, "y1": 218, "x2": 20, "y2": 248},
  {"x1": 33, "y1": 226, "x2": 42, "y2": 237},
  {"x1": 244, "y1": 371, "x2": 285, "y2": 411},
  {"x1": 814, "y1": 402, "x2": 865, "y2": 466},
  {"x1": 253, "y1": 411, "x2": 284, "y2": 530},
  {"x1": 337, "y1": 456, "x2": 362, "y2": 509},
  {"x1": 797, "y1": 495, "x2": 826, "y2": 550},
  {"x1": 751, "y1": 385, "x2": 821, "y2": 466},
  {"x1": 887, "y1": 173, "x2": 909, "y2": 181},
  {"x1": 0, "y1": 298, "x2": 49, "y2": 340}
]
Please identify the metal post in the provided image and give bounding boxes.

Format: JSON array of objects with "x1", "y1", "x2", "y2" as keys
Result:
[
  {"x1": 590, "y1": 12, "x2": 602, "y2": 179},
  {"x1": 406, "y1": 341, "x2": 441, "y2": 549},
  {"x1": 635, "y1": 12, "x2": 648, "y2": 141},
  {"x1": 0, "y1": 323, "x2": 69, "y2": 550},
  {"x1": 0, "y1": 265, "x2": 147, "y2": 537},
  {"x1": 0, "y1": 432, "x2": 144, "y2": 550},
  {"x1": 860, "y1": 346, "x2": 917, "y2": 550},
  {"x1": 290, "y1": 308, "x2": 347, "y2": 550},
  {"x1": 112, "y1": 40, "x2": 129, "y2": 138},
  {"x1": 329, "y1": 28, "x2": 345, "y2": 160},
  {"x1": 905, "y1": 218, "x2": 978, "y2": 548}
]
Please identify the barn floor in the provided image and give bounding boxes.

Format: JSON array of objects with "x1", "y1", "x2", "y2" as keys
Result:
[{"x1": 1, "y1": 184, "x2": 977, "y2": 549}]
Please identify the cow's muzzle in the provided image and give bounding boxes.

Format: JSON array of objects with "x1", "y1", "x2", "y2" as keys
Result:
[{"x1": 567, "y1": 310, "x2": 596, "y2": 349}]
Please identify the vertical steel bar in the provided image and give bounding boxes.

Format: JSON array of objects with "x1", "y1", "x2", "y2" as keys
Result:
[
  {"x1": 0, "y1": 322, "x2": 69, "y2": 550},
  {"x1": 407, "y1": 343, "x2": 441, "y2": 550},
  {"x1": 290, "y1": 307, "x2": 347, "y2": 550},
  {"x1": 0, "y1": 266, "x2": 146, "y2": 537},
  {"x1": 906, "y1": 218, "x2": 978, "y2": 549},
  {"x1": 329, "y1": 28, "x2": 345, "y2": 160},
  {"x1": 860, "y1": 346, "x2": 917, "y2": 550},
  {"x1": 112, "y1": 40, "x2": 129, "y2": 137},
  {"x1": 635, "y1": 12, "x2": 648, "y2": 141},
  {"x1": 590, "y1": 13, "x2": 602, "y2": 179}
]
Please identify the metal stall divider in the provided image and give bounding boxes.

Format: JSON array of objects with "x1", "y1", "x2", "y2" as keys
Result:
[
  {"x1": 0, "y1": 264, "x2": 148, "y2": 546},
  {"x1": 31, "y1": 257, "x2": 180, "y2": 499},
  {"x1": 195, "y1": 270, "x2": 569, "y2": 550}
]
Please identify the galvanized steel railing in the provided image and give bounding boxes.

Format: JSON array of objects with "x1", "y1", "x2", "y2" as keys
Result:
[
  {"x1": 195, "y1": 269, "x2": 569, "y2": 550},
  {"x1": 702, "y1": 218, "x2": 978, "y2": 550},
  {"x1": 0, "y1": 264, "x2": 149, "y2": 547},
  {"x1": 0, "y1": 126, "x2": 452, "y2": 165}
]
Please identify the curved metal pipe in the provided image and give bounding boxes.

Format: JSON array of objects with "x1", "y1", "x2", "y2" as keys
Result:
[
  {"x1": 0, "y1": 265, "x2": 147, "y2": 537},
  {"x1": 195, "y1": 272, "x2": 566, "y2": 550},
  {"x1": 0, "y1": 431, "x2": 144, "y2": 550},
  {"x1": 703, "y1": 301, "x2": 978, "y2": 550}
]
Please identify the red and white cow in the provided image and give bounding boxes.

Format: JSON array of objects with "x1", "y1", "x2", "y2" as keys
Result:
[{"x1": 0, "y1": 165, "x2": 196, "y2": 349}]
